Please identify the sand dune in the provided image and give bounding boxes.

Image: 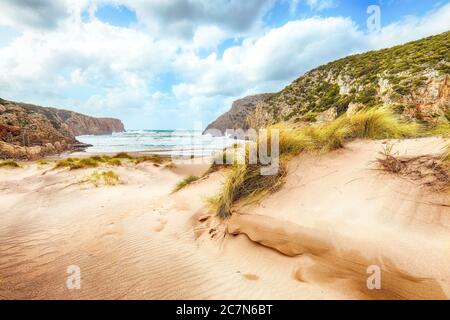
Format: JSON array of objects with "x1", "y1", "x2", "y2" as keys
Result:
[{"x1": 0, "y1": 137, "x2": 449, "y2": 299}]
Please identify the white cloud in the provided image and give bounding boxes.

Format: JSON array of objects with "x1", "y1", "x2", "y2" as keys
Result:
[
  {"x1": 192, "y1": 26, "x2": 227, "y2": 50},
  {"x1": 0, "y1": 17, "x2": 176, "y2": 99},
  {"x1": 120, "y1": 0, "x2": 275, "y2": 38},
  {"x1": 0, "y1": 0, "x2": 70, "y2": 30},
  {"x1": 366, "y1": 3, "x2": 450, "y2": 50},
  {"x1": 171, "y1": 16, "x2": 364, "y2": 107},
  {"x1": 170, "y1": 3, "x2": 450, "y2": 124},
  {"x1": 0, "y1": 1, "x2": 449, "y2": 129}
]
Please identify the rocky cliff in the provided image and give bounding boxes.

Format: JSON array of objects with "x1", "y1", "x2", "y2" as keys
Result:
[
  {"x1": 206, "y1": 31, "x2": 450, "y2": 133},
  {"x1": 0, "y1": 98, "x2": 124, "y2": 159},
  {"x1": 203, "y1": 94, "x2": 273, "y2": 135}
]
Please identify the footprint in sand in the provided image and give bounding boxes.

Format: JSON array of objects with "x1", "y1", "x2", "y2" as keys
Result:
[
  {"x1": 99, "y1": 221, "x2": 122, "y2": 241},
  {"x1": 292, "y1": 266, "x2": 306, "y2": 282},
  {"x1": 152, "y1": 216, "x2": 167, "y2": 232},
  {"x1": 239, "y1": 272, "x2": 259, "y2": 281}
]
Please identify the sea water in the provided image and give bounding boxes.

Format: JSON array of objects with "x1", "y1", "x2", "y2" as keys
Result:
[{"x1": 76, "y1": 130, "x2": 242, "y2": 156}]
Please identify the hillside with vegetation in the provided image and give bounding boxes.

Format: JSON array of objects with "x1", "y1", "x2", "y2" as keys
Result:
[{"x1": 206, "y1": 31, "x2": 450, "y2": 132}]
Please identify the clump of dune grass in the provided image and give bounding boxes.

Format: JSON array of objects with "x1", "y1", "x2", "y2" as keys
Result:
[
  {"x1": 204, "y1": 144, "x2": 246, "y2": 177},
  {"x1": 105, "y1": 158, "x2": 122, "y2": 166},
  {"x1": 37, "y1": 160, "x2": 49, "y2": 166},
  {"x1": 164, "y1": 161, "x2": 176, "y2": 169},
  {"x1": 0, "y1": 160, "x2": 21, "y2": 168},
  {"x1": 113, "y1": 152, "x2": 165, "y2": 165},
  {"x1": 54, "y1": 157, "x2": 79, "y2": 169},
  {"x1": 113, "y1": 152, "x2": 134, "y2": 159},
  {"x1": 269, "y1": 107, "x2": 419, "y2": 156},
  {"x1": 133, "y1": 154, "x2": 164, "y2": 164},
  {"x1": 345, "y1": 107, "x2": 419, "y2": 139},
  {"x1": 87, "y1": 170, "x2": 120, "y2": 187},
  {"x1": 74, "y1": 158, "x2": 100, "y2": 169},
  {"x1": 211, "y1": 107, "x2": 420, "y2": 219},
  {"x1": 376, "y1": 142, "x2": 405, "y2": 174},
  {"x1": 210, "y1": 161, "x2": 287, "y2": 219},
  {"x1": 85, "y1": 155, "x2": 121, "y2": 165},
  {"x1": 172, "y1": 175, "x2": 200, "y2": 193},
  {"x1": 55, "y1": 157, "x2": 99, "y2": 170},
  {"x1": 36, "y1": 159, "x2": 51, "y2": 169},
  {"x1": 377, "y1": 143, "x2": 450, "y2": 191},
  {"x1": 54, "y1": 153, "x2": 166, "y2": 170},
  {"x1": 430, "y1": 123, "x2": 450, "y2": 137}
]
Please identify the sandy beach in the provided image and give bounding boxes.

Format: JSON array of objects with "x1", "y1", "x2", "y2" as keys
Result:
[{"x1": 0, "y1": 137, "x2": 449, "y2": 299}]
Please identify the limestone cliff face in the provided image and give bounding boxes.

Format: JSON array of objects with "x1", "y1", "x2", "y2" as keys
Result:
[
  {"x1": 203, "y1": 94, "x2": 273, "y2": 135},
  {"x1": 0, "y1": 98, "x2": 125, "y2": 159},
  {"x1": 62, "y1": 114, "x2": 124, "y2": 136}
]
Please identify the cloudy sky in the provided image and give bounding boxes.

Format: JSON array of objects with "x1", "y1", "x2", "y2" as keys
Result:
[{"x1": 0, "y1": 0, "x2": 449, "y2": 129}]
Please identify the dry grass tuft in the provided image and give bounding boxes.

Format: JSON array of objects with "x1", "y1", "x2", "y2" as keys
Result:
[
  {"x1": 430, "y1": 123, "x2": 450, "y2": 137},
  {"x1": 113, "y1": 152, "x2": 134, "y2": 159},
  {"x1": 37, "y1": 160, "x2": 49, "y2": 165},
  {"x1": 210, "y1": 161, "x2": 287, "y2": 220},
  {"x1": 133, "y1": 154, "x2": 164, "y2": 164},
  {"x1": 211, "y1": 107, "x2": 420, "y2": 219},
  {"x1": 53, "y1": 152, "x2": 166, "y2": 170},
  {"x1": 106, "y1": 158, "x2": 122, "y2": 166},
  {"x1": 377, "y1": 143, "x2": 450, "y2": 191},
  {"x1": 0, "y1": 160, "x2": 21, "y2": 168},
  {"x1": 55, "y1": 157, "x2": 99, "y2": 170},
  {"x1": 376, "y1": 142, "x2": 405, "y2": 173},
  {"x1": 173, "y1": 175, "x2": 200, "y2": 193},
  {"x1": 87, "y1": 170, "x2": 121, "y2": 187}
]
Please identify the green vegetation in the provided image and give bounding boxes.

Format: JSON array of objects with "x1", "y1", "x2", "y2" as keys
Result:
[
  {"x1": 212, "y1": 108, "x2": 419, "y2": 219},
  {"x1": 295, "y1": 112, "x2": 318, "y2": 123},
  {"x1": 106, "y1": 158, "x2": 122, "y2": 166},
  {"x1": 55, "y1": 157, "x2": 99, "y2": 170},
  {"x1": 256, "y1": 31, "x2": 449, "y2": 125},
  {"x1": 173, "y1": 175, "x2": 200, "y2": 193},
  {"x1": 36, "y1": 159, "x2": 50, "y2": 169},
  {"x1": 430, "y1": 123, "x2": 450, "y2": 137},
  {"x1": 132, "y1": 154, "x2": 164, "y2": 165},
  {"x1": 54, "y1": 153, "x2": 165, "y2": 170},
  {"x1": 114, "y1": 152, "x2": 134, "y2": 159},
  {"x1": 37, "y1": 160, "x2": 49, "y2": 166},
  {"x1": 209, "y1": 160, "x2": 286, "y2": 220},
  {"x1": 0, "y1": 160, "x2": 21, "y2": 168},
  {"x1": 87, "y1": 170, "x2": 120, "y2": 187}
]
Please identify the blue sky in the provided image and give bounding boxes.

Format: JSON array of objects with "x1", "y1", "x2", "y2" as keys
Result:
[{"x1": 0, "y1": 0, "x2": 449, "y2": 130}]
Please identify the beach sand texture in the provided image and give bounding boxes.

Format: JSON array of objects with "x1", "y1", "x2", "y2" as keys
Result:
[{"x1": 0, "y1": 137, "x2": 449, "y2": 299}]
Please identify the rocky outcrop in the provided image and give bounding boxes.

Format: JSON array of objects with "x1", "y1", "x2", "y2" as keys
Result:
[
  {"x1": 0, "y1": 98, "x2": 124, "y2": 160},
  {"x1": 203, "y1": 94, "x2": 272, "y2": 135},
  {"x1": 208, "y1": 31, "x2": 450, "y2": 131}
]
